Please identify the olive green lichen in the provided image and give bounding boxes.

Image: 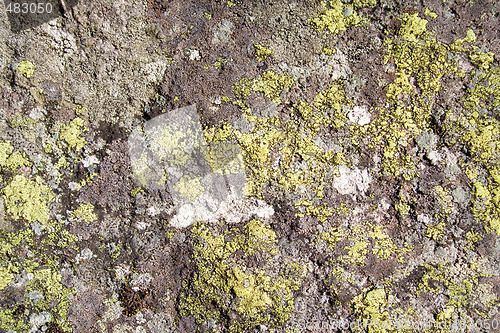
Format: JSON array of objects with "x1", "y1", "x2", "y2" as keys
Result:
[
  {"x1": 351, "y1": 288, "x2": 389, "y2": 333},
  {"x1": 16, "y1": 60, "x2": 35, "y2": 78},
  {"x1": 59, "y1": 117, "x2": 88, "y2": 152},
  {"x1": 2, "y1": 175, "x2": 55, "y2": 225},
  {"x1": 0, "y1": 140, "x2": 31, "y2": 171},
  {"x1": 253, "y1": 43, "x2": 274, "y2": 61},
  {"x1": 180, "y1": 220, "x2": 306, "y2": 331},
  {"x1": 309, "y1": 0, "x2": 365, "y2": 34},
  {"x1": 72, "y1": 202, "x2": 98, "y2": 223}
]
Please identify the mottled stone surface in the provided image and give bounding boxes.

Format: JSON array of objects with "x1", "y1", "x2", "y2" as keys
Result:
[{"x1": 0, "y1": 0, "x2": 498, "y2": 332}]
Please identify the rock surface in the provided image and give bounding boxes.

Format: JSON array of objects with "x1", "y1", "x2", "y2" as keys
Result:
[{"x1": 0, "y1": 0, "x2": 499, "y2": 332}]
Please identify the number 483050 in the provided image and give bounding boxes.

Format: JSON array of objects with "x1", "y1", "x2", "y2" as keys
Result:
[{"x1": 5, "y1": 2, "x2": 53, "y2": 14}]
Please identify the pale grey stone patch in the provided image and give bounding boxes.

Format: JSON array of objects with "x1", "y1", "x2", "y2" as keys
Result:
[
  {"x1": 232, "y1": 115, "x2": 255, "y2": 134},
  {"x1": 26, "y1": 290, "x2": 44, "y2": 304},
  {"x1": 416, "y1": 129, "x2": 438, "y2": 152},
  {"x1": 332, "y1": 165, "x2": 372, "y2": 195},
  {"x1": 211, "y1": 20, "x2": 234, "y2": 45},
  {"x1": 128, "y1": 105, "x2": 249, "y2": 228},
  {"x1": 452, "y1": 186, "x2": 470, "y2": 206},
  {"x1": 346, "y1": 105, "x2": 371, "y2": 126},
  {"x1": 29, "y1": 311, "x2": 52, "y2": 330}
]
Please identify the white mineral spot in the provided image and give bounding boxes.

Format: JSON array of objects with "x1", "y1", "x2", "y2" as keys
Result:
[
  {"x1": 129, "y1": 105, "x2": 249, "y2": 228},
  {"x1": 332, "y1": 165, "x2": 372, "y2": 195},
  {"x1": 29, "y1": 311, "x2": 51, "y2": 328},
  {"x1": 75, "y1": 247, "x2": 93, "y2": 264},
  {"x1": 143, "y1": 61, "x2": 167, "y2": 84},
  {"x1": 82, "y1": 155, "x2": 99, "y2": 167},
  {"x1": 347, "y1": 106, "x2": 371, "y2": 126},
  {"x1": 29, "y1": 107, "x2": 45, "y2": 120},
  {"x1": 189, "y1": 49, "x2": 201, "y2": 61}
]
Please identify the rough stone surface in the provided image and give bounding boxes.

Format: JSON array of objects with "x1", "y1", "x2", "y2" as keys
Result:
[{"x1": 0, "y1": 0, "x2": 499, "y2": 332}]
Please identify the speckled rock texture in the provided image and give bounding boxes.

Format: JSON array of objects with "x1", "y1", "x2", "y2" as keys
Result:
[{"x1": 0, "y1": 0, "x2": 499, "y2": 332}]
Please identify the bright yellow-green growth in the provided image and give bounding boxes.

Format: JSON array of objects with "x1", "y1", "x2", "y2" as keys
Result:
[
  {"x1": 0, "y1": 266, "x2": 14, "y2": 290},
  {"x1": 2, "y1": 175, "x2": 55, "y2": 225},
  {"x1": 322, "y1": 46, "x2": 337, "y2": 55},
  {"x1": 348, "y1": 12, "x2": 458, "y2": 180},
  {"x1": 417, "y1": 263, "x2": 485, "y2": 316},
  {"x1": 25, "y1": 267, "x2": 75, "y2": 331},
  {"x1": 309, "y1": 0, "x2": 365, "y2": 34},
  {"x1": 173, "y1": 175, "x2": 204, "y2": 201},
  {"x1": 251, "y1": 70, "x2": 294, "y2": 104},
  {"x1": 253, "y1": 43, "x2": 274, "y2": 61},
  {"x1": 345, "y1": 240, "x2": 369, "y2": 265},
  {"x1": 72, "y1": 202, "x2": 98, "y2": 223},
  {"x1": 424, "y1": 8, "x2": 438, "y2": 19},
  {"x1": 352, "y1": 288, "x2": 389, "y2": 333},
  {"x1": 180, "y1": 220, "x2": 305, "y2": 331},
  {"x1": 16, "y1": 60, "x2": 35, "y2": 78},
  {"x1": 0, "y1": 141, "x2": 31, "y2": 171},
  {"x1": 399, "y1": 13, "x2": 428, "y2": 42},
  {"x1": 60, "y1": 117, "x2": 88, "y2": 151}
]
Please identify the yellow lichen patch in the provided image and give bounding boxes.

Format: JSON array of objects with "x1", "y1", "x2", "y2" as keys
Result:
[
  {"x1": 0, "y1": 140, "x2": 31, "y2": 171},
  {"x1": 424, "y1": 8, "x2": 438, "y2": 19},
  {"x1": 251, "y1": 70, "x2": 294, "y2": 104},
  {"x1": 418, "y1": 264, "x2": 480, "y2": 312},
  {"x1": 59, "y1": 117, "x2": 88, "y2": 151},
  {"x1": 433, "y1": 185, "x2": 455, "y2": 218},
  {"x1": 453, "y1": 111, "x2": 500, "y2": 234},
  {"x1": 426, "y1": 221, "x2": 446, "y2": 240},
  {"x1": 253, "y1": 43, "x2": 274, "y2": 61},
  {"x1": 459, "y1": 112, "x2": 500, "y2": 162},
  {"x1": 173, "y1": 175, "x2": 204, "y2": 201},
  {"x1": 345, "y1": 240, "x2": 369, "y2": 265},
  {"x1": 369, "y1": 225, "x2": 410, "y2": 260},
  {"x1": 227, "y1": 266, "x2": 273, "y2": 316},
  {"x1": 130, "y1": 186, "x2": 142, "y2": 197},
  {"x1": 322, "y1": 46, "x2": 337, "y2": 55},
  {"x1": 0, "y1": 309, "x2": 26, "y2": 332},
  {"x1": 309, "y1": 0, "x2": 365, "y2": 34},
  {"x1": 206, "y1": 77, "x2": 354, "y2": 199},
  {"x1": 399, "y1": 13, "x2": 428, "y2": 42},
  {"x1": 349, "y1": 13, "x2": 459, "y2": 180},
  {"x1": 25, "y1": 267, "x2": 75, "y2": 331},
  {"x1": 236, "y1": 219, "x2": 277, "y2": 255},
  {"x1": 319, "y1": 221, "x2": 413, "y2": 268},
  {"x1": 352, "y1": 288, "x2": 389, "y2": 333},
  {"x1": 2, "y1": 175, "x2": 55, "y2": 225},
  {"x1": 72, "y1": 202, "x2": 98, "y2": 223},
  {"x1": 214, "y1": 57, "x2": 229, "y2": 69},
  {"x1": 0, "y1": 266, "x2": 14, "y2": 290},
  {"x1": 16, "y1": 60, "x2": 35, "y2": 78},
  {"x1": 295, "y1": 201, "x2": 349, "y2": 223},
  {"x1": 180, "y1": 220, "x2": 305, "y2": 331}
]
